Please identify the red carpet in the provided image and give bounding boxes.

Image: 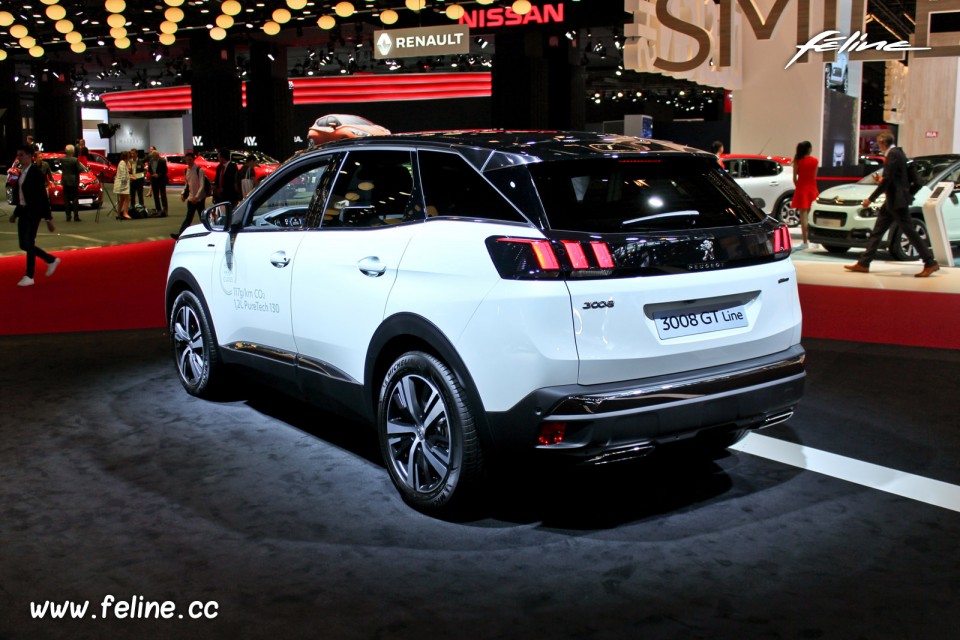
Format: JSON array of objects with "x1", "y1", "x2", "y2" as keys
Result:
[
  {"x1": 2, "y1": 241, "x2": 957, "y2": 349},
  {"x1": 0, "y1": 241, "x2": 174, "y2": 336}
]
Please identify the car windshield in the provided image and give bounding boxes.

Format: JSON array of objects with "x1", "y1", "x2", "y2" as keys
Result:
[
  {"x1": 336, "y1": 115, "x2": 374, "y2": 126},
  {"x1": 858, "y1": 156, "x2": 960, "y2": 186},
  {"x1": 527, "y1": 156, "x2": 765, "y2": 232}
]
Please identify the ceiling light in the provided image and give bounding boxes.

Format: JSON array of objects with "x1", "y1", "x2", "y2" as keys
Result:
[
  {"x1": 272, "y1": 8, "x2": 291, "y2": 23},
  {"x1": 55, "y1": 19, "x2": 73, "y2": 33},
  {"x1": 165, "y1": 7, "x2": 184, "y2": 22},
  {"x1": 222, "y1": 1, "x2": 242, "y2": 16},
  {"x1": 105, "y1": 0, "x2": 126, "y2": 14},
  {"x1": 445, "y1": 4, "x2": 464, "y2": 20},
  {"x1": 0, "y1": 12, "x2": 14, "y2": 27},
  {"x1": 9, "y1": 24, "x2": 28, "y2": 39},
  {"x1": 317, "y1": 15, "x2": 335, "y2": 29},
  {"x1": 287, "y1": 0, "x2": 308, "y2": 9},
  {"x1": 262, "y1": 20, "x2": 281, "y2": 35},
  {"x1": 65, "y1": 30, "x2": 83, "y2": 43},
  {"x1": 110, "y1": 26, "x2": 127, "y2": 39},
  {"x1": 512, "y1": 0, "x2": 532, "y2": 15},
  {"x1": 70, "y1": 41, "x2": 86, "y2": 53},
  {"x1": 45, "y1": 5, "x2": 67, "y2": 20},
  {"x1": 164, "y1": 0, "x2": 185, "y2": 6},
  {"x1": 405, "y1": 0, "x2": 425, "y2": 11},
  {"x1": 107, "y1": 13, "x2": 125, "y2": 27},
  {"x1": 216, "y1": 14, "x2": 234, "y2": 28},
  {"x1": 210, "y1": 26, "x2": 227, "y2": 40},
  {"x1": 160, "y1": 20, "x2": 178, "y2": 34},
  {"x1": 380, "y1": 9, "x2": 398, "y2": 25},
  {"x1": 19, "y1": 36, "x2": 37, "y2": 49},
  {"x1": 30, "y1": 45, "x2": 45, "y2": 58},
  {"x1": 114, "y1": 36, "x2": 131, "y2": 49},
  {"x1": 159, "y1": 32, "x2": 176, "y2": 45},
  {"x1": 334, "y1": 2, "x2": 354, "y2": 17}
]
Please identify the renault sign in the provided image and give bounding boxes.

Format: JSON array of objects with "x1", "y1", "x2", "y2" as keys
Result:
[{"x1": 374, "y1": 24, "x2": 470, "y2": 59}]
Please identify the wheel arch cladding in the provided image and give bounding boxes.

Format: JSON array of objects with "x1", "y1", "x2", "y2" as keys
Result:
[{"x1": 365, "y1": 312, "x2": 493, "y2": 449}]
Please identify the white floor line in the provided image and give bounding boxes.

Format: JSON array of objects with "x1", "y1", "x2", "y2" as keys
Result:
[{"x1": 731, "y1": 432, "x2": 960, "y2": 513}]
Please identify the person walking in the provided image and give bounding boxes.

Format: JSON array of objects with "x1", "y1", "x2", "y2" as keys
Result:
[
  {"x1": 791, "y1": 140, "x2": 819, "y2": 249},
  {"x1": 148, "y1": 150, "x2": 168, "y2": 216},
  {"x1": 239, "y1": 154, "x2": 260, "y2": 198},
  {"x1": 114, "y1": 150, "x2": 132, "y2": 220},
  {"x1": 8, "y1": 145, "x2": 60, "y2": 287},
  {"x1": 61, "y1": 144, "x2": 83, "y2": 222},
  {"x1": 172, "y1": 151, "x2": 207, "y2": 239},
  {"x1": 844, "y1": 132, "x2": 939, "y2": 277},
  {"x1": 130, "y1": 148, "x2": 146, "y2": 209}
]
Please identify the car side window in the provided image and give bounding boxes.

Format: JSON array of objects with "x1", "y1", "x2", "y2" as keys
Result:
[
  {"x1": 243, "y1": 158, "x2": 333, "y2": 231},
  {"x1": 418, "y1": 151, "x2": 526, "y2": 222},
  {"x1": 746, "y1": 159, "x2": 781, "y2": 177},
  {"x1": 322, "y1": 150, "x2": 417, "y2": 228},
  {"x1": 726, "y1": 159, "x2": 745, "y2": 178}
]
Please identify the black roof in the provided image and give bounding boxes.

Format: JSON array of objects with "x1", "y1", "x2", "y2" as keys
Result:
[{"x1": 317, "y1": 131, "x2": 712, "y2": 163}]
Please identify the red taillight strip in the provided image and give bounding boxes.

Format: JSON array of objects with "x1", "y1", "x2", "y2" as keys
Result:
[
  {"x1": 590, "y1": 242, "x2": 615, "y2": 268},
  {"x1": 561, "y1": 241, "x2": 589, "y2": 269},
  {"x1": 497, "y1": 238, "x2": 560, "y2": 270},
  {"x1": 773, "y1": 225, "x2": 792, "y2": 253}
]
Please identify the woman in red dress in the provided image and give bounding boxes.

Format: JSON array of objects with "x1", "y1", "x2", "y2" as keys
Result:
[{"x1": 791, "y1": 140, "x2": 819, "y2": 249}]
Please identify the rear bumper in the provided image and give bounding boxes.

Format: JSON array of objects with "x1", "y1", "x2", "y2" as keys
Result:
[{"x1": 484, "y1": 345, "x2": 805, "y2": 460}]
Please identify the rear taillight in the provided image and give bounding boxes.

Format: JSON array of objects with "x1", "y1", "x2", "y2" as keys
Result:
[
  {"x1": 486, "y1": 237, "x2": 616, "y2": 280},
  {"x1": 772, "y1": 225, "x2": 792, "y2": 255}
]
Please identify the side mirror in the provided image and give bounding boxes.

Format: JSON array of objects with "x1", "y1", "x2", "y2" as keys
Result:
[{"x1": 201, "y1": 202, "x2": 231, "y2": 232}]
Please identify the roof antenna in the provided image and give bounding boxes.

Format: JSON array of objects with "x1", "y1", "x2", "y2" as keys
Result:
[{"x1": 757, "y1": 137, "x2": 772, "y2": 155}]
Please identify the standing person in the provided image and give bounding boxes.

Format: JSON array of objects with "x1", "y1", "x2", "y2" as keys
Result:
[
  {"x1": 238, "y1": 154, "x2": 259, "y2": 198},
  {"x1": 172, "y1": 151, "x2": 207, "y2": 239},
  {"x1": 8, "y1": 145, "x2": 60, "y2": 287},
  {"x1": 213, "y1": 148, "x2": 239, "y2": 209},
  {"x1": 130, "y1": 148, "x2": 146, "y2": 209},
  {"x1": 148, "y1": 149, "x2": 168, "y2": 216},
  {"x1": 845, "y1": 132, "x2": 939, "y2": 277},
  {"x1": 61, "y1": 144, "x2": 83, "y2": 222},
  {"x1": 114, "y1": 150, "x2": 132, "y2": 220},
  {"x1": 34, "y1": 151, "x2": 53, "y2": 184},
  {"x1": 791, "y1": 140, "x2": 819, "y2": 250},
  {"x1": 711, "y1": 140, "x2": 725, "y2": 169},
  {"x1": 77, "y1": 139, "x2": 90, "y2": 161},
  {"x1": 26, "y1": 135, "x2": 39, "y2": 153}
]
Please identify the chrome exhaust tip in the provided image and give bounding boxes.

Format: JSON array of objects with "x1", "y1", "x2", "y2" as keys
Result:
[
  {"x1": 760, "y1": 410, "x2": 794, "y2": 429},
  {"x1": 584, "y1": 443, "x2": 656, "y2": 465}
]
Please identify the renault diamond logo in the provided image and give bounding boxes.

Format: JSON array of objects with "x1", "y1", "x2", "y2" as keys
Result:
[{"x1": 377, "y1": 32, "x2": 393, "y2": 56}]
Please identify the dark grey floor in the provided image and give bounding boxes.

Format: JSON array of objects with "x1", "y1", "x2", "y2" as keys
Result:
[{"x1": 1, "y1": 331, "x2": 958, "y2": 640}]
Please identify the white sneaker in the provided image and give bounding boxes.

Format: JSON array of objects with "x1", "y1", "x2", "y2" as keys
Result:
[
  {"x1": 46, "y1": 257, "x2": 61, "y2": 277},
  {"x1": 17, "y1": 276, "x2": 34, "y2": 287}
]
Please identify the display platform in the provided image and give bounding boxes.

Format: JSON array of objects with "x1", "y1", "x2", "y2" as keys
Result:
[{"x1": 0, "y1": 330, "x2": 957, "y2": 639}]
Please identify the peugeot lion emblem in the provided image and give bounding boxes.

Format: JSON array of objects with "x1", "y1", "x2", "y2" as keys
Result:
[{"x1": 698, "y1": 238, "x2": 715, "y2": 262}]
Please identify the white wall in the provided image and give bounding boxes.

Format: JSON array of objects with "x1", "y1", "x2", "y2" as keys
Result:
[
  {"x1": 149, "y1": 117, "x2": 186, "y2": 154},
  {"x1": 80, "y1": 107, "x2": 110, "y2": 155},
  {"x1": 731, "y1": 0, "x2": 827, "y2": 160}
]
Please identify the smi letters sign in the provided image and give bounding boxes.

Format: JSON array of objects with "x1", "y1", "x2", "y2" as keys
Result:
[{"x1": 624, "y1": 0, "x2": 960, "y2": 89}]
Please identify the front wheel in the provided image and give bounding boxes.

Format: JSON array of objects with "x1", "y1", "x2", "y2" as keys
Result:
[
  {"x1": 775, "y1": 193, "x2": 800, "y2": 227},
  {"x1": 377, "y1": 351, "x2": 484, "y2": 513},
  {"x1": 889, "y1": 218, "x2": 929, "y2": 261},
  {"x1": 169, "y1": 289, "x2": 226, "y2": 398}
]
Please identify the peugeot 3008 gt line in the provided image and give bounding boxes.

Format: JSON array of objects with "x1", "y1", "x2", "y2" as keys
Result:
[{"x1": 166, "y1": 132, "x2": 805, "y2": 513}]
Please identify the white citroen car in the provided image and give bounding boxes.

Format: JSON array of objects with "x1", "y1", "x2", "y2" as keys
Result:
[{"x1": 166, "y1": 132, "x2": 805, "y2": 513}]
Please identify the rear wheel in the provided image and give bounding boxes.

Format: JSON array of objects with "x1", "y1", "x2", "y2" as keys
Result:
[
  {"x1": 169, "y1": 289, "x2": 226, "y2": 398},
  {"x1": 889, "y1": 218, "x2": 929, "y2": 261},
  {"x1": 377, "y1": 351, "x2": 484, "y2": 513},
  {"x1": 822, "y1": 244, "x2": 850, "y2": 254},
  {"x1": 775, "y1": 193, "x2": 799, "y2": 227}
]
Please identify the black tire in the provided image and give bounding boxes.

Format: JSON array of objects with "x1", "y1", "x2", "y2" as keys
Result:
[
  {"x1": 775, "y1": 193, "x2": 799, "y2": 227},
  {"x1": 377, "y1": 351, "x2": 484, "y2": 513},
  {"x1": 169, "y1": 289, "x2": 226, "y2": 399},
  {"x1": 889, "y1": 217, "x2": 929, "y2": 261},
  {"x1": 822, "y1": 244, "x2": 850, "y2": 254}
]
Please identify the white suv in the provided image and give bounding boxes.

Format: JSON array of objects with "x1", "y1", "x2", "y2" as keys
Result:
[{"x1": 166, "y1": 132, "x2": 805, "y2": 513}]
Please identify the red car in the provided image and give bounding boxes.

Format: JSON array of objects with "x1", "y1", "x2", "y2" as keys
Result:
[
  {"x1": 159, "y1": 153, "x2": 189, "y2": 185},
  {"x1": 79, "y1": 151, "x2": 117, "y2": 182},
  {"x1": 196, "y1": 150, "x2": 280, "y2": 183},
  {"x1": 6, "y1": 153, "x2": 104, "y2": 209},
  {"x1": 307, "y1": 114, "x2": 390, "y2": 147}
]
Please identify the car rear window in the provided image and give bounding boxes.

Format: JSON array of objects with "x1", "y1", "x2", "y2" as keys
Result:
[{"x1": 528, "y1": 156, "x2": 765, "y2": 232}]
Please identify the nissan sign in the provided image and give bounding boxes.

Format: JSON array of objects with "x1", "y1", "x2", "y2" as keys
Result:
[{"x1": 374, "y1": 24, "x2": 470, "y2": 59}]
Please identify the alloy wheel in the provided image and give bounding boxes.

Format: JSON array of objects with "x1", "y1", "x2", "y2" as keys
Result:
[
  {"x1": 172, "y1": 302, "x2": 206, "y2": 387},
  {"x1": 384, "y1": 373, "x2": 452, "y2": 494}
]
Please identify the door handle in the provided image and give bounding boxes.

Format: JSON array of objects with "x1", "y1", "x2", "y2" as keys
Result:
[
  {"x1": 357, "y1": 256, "x2": 386, "y2": 277},
  {"x1": 270, "y1": 251, "x2": 290, "y2": 268}
]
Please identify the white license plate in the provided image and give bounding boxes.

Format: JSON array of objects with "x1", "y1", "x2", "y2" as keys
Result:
[
  {"x1": 815, "y1": 217, "x2": 842, "y2": 227},
  {"x1": 653, "y1": 304, "x2": 748, "y2": 339},
  {"x1": 79, "y1": 199, "x2": 93, "y2": 205}
]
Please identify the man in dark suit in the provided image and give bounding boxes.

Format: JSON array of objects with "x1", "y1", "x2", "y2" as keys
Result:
[
  {"x1": 61, "y1": 144, "x2": 83, "y2": 222},
  {"x1": 148, "y1": 150, "x2": 169, "y2": 216},
  {"x1": 213, "y1": 148, "x2": 240, "y2": 209},
  {"x1": 8, "y1": 145, "x2": 60, "y2": 287},
  {"x1": 845, "y1": 132, "x2": 940, "y2": 277}
]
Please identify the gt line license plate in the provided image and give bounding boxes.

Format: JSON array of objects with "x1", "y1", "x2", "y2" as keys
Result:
[
  {"x1": 654, "y1": 304, "x2": 749, "y2": 339},
  {"x1": 79, "y1": 199, "x2": 93, "y2": 205},
  {"x1": 814, "y1": 215, "x2": 842, "y2": 227}
]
